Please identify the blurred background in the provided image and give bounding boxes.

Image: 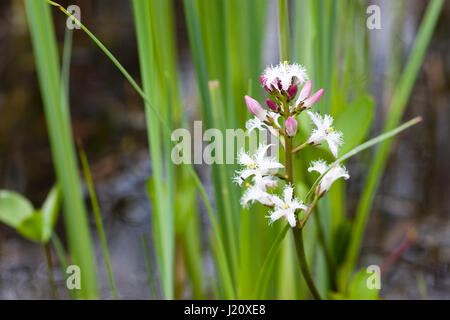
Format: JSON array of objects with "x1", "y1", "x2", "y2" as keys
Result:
[{"x1": 0, "y1": 0, "x2": 449, "y2": 299}]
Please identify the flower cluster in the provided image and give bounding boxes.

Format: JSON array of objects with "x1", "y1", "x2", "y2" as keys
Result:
[{"x1": 233, "y1": 62, "x2": 350, "y2": 228}]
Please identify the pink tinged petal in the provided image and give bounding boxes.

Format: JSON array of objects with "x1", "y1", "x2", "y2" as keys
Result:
[
  {"x1": 259, "y1": 75, "x2": 267, "y2": 87},
  {"x1": 287, "y1": 84, "x2": 298, "y2": 99},
  {"x1": 266, "y1": 99, "x2": 279, "y2": 111},
  {"x1": 303, "y1": 88, "x2": 324, "y2": 108},
  {"x1": 277, "y1": 79, "x2": 283, "y2": 90},
  {"x1": 285, "y1": 117, "x2": 298, "y2": 137},
  {"x1": 298, "y1": 80, "x2": 312, "y2": 101},
  {"x1": 245, "y1": 95, "x2": 267, "y2": 121}
]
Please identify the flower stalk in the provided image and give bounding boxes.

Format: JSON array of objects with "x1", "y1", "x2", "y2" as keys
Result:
[
  {"x1": 235, "y1": 61, "x2": 347, "y2": 299},
  {"x1": 282, "y1": 98, "x2": 322, "y2": 299}
]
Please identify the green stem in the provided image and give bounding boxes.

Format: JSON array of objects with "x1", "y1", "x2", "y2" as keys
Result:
[
  {"x1": 292, "y1": 228, "x2": 322, "y2": 300},
  {"x1": 278, "y1": 0, "x2": 290, "y2": 61},
  {"x1": 292, "y1": 141, "x2": 308, "y2": 153},
  {"x1": 299, "y1": 194, "x2": 318, "y2": 228},
  {"x1": 283, "y1": 101, "x2": 321, "y2": 299},
  {"x1": 44, "y1": 243, "x2": 58, "y2": 299}
]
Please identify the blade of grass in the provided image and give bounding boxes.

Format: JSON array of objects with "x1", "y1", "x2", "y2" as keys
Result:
[
  {"x1": 140, "y1": 234, "x2": 159, "y2": 299},
  {"x1": 340, "y1": 0, "x2": 444, "y2": 288},
  {"x1": 183, "y1": 0, "x2": 239, "y2": 286},
  {"x1": 254, "y1": 224, "x2": 289, "y2": 299},
  {"x1": 77, "y1": 138, "x2": 118, "y2": 299},
  {"x1": 132, "y1": 0, "x2": 174, "y2": 299},
  {"x1": 25, "y1": 0, "x2": 98, "y2": 299}
]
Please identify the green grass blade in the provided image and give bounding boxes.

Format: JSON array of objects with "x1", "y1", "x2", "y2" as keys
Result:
[
  {"x1": 140, "y1": 234, "x2": 159, "y2": 299},
  {"x1": 77, "y1": 139, "x2": 118, "y2": 299},
  {"x1": 132, "y1": 0, "x2": 174, "y2": 299},
  {"x1": 304, "y1": 117, "x2": 422, "y2": 203},
  {"x1": 25, "y1": 0, "x2": 98, "y2": 299},
  {"x1": 254, "y1": 224, "x2": 289, "y2": 299}
]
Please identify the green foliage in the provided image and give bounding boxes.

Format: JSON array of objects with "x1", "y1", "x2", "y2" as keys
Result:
[
  {"x1": 0, "y1": 191, "x2": 34, "y2": 229},
  {"x1": 0, "y1": 187, "x2": 60, "y2": 243},
  {"x1": 331, "y1": 268, "x2": 380, "y2": 300}
]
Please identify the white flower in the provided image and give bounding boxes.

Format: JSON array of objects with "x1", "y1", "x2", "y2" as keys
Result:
[
  {"x1": 306, "y1": 111, "x2": 343, "y2": 158},
  {"x1": 240, "y1": 175, "x2": 277, "y2": 207},
  {"x1": 245, "y1": 111, "x2": 281, "y2": 137},
  {"x1": 262, "y1": 62, "x2": 308, "y2": 92},
  {"x1": 267, "y1": 185, "x2": 308, "y2": 227},
  {"x1": 234, "y1": 144, "x2": 284, "y2": 186},
  {"x1": 308, "y1": 160, "x2": 350, "y2": 196}
]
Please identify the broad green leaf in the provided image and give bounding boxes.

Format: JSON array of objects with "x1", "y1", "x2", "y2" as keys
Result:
[
  {"x1": 0, "y1": 190, "x2": 34, "y2": 228},
  {"x1": 13, "y1": 186, "x2": 60, "y2": 243},
  {"x1": 17, "y1": 211, "x2": 44, "y2": 242},
  {"x1": 41, "y1": 185, "x2": 61, "y2": 242},
  {"x1": 348, "y1": 268, "x2": 379, "y2": 300}
]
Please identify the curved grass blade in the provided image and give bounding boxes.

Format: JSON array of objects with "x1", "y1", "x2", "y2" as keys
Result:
[{"x1": 304, "y1": 117, "x2": 422, "y2": 202}]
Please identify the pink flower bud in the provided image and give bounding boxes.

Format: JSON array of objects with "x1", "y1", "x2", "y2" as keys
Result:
[
  {"x1": 287, "y1": 84, "x2": 298, "y2": 99},
  {"x1": 245, "y1": 95, "x2": 267, "y2": 121},
  {"x1": 298, "y1": 80, "x2": 312, "y2": 101},
  {"x1": 259, "y1": 75, "x2": 268, "y2": 89},
  {"x1": 303, "y1": 89, "x2": 324, "y2": 108},
  {"x1": 285, "y1": 117, "x2": 298, "y2": 137},
  {"x1": 266, "y1": 99, "x2": 279, "y2": 111}
]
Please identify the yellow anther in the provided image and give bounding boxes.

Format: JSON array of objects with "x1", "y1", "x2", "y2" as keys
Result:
[
  {"x1": 245, "y1": 183, "x2": 251, "y2": 187},
  {"x1": 249, "y1": 163, "x2": 254, "y2": 168},
  {"x1": 284, "y1": 204, "x2": 289, "y2": 209},
  {"x1": 326, "y1": 127, "x2": 335, "y2": 134},
  {"x1": 284, "y1": 60, "x2": 288, "y2": 71}
]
